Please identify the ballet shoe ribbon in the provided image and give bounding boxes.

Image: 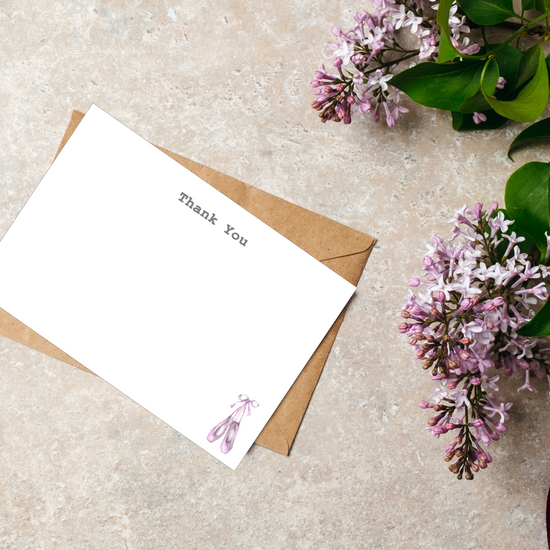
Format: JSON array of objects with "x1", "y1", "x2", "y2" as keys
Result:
[{"x1": 230, "y1": 394, "x2": 260, "y2": 421}]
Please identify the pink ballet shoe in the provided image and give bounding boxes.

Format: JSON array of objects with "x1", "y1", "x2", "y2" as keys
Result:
[
  {"x1": 207, "y1": 394, "x2": 259, "y2": 454},
  {"x1": 207, "y1": 415, "x2": 232, "y2": 443},
  {"x1": 220, "y1": 418, "x2": 240, "y2": 454}
]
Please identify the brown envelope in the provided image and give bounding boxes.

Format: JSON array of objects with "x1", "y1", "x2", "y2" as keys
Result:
[{"x1": 0, "y1": 110, "x2": 375, "y2": 456}]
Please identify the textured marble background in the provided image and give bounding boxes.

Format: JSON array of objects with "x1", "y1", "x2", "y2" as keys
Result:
[{"x1": 1, "y1": 1, "x2": 550, "y2": 548}]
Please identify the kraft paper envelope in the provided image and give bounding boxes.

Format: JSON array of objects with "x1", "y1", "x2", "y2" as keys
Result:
[{"x1": 0, "y1": 110, "x2": 375, "y2": 456}]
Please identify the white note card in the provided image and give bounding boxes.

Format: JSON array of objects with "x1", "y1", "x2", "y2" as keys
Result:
[{"x1": 0, "y1": 105, "x2": 355, "y2": 469}]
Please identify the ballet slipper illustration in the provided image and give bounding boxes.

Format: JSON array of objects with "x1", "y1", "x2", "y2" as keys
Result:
[
  {"x1": 207, "y1": 415, "x2": 233, "y2": 443},
  {"x1": 220, "y1": 417, "x2": 240, "y2": 454},
  {"x1": 207, "y1": 394, "x2": 259, "y2": 454}
]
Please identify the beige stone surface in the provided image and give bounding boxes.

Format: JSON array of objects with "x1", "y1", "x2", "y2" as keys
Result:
[{"x1": 1, "y1": 1, "x2": 550, "y2": 548}]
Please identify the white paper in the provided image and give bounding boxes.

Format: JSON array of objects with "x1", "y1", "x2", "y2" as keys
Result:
[{"x1": 0, "y1": 105, "x2": 355, "y2": 469}]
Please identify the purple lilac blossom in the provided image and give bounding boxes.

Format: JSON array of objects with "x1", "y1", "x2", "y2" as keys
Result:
[
  {"x1": 402, "y1": 203, "x2": 550, "y2": 479},
  {"x1": 311, "y1": 0, "x2": 479, "y2": 126}
]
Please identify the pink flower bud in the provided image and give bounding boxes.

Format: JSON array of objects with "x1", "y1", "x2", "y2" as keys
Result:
[
  {"x1": 438, "y1": 291, "x2": 446, "y2": 302},
  {"x1": 401, "y1": 310, "x2": 410, "y2": 318},
  {"x1": 471, "y1": 377, "x2": 481, "y2": 385},
  {"x1": 408, "y1": 277, "x2": 420, "y2": 287},
  {"x1": 419, "y1": 400, "x2": 429, "y2": 409},
  {"x1": 372, "y1": 103, "x2": 380, "y2": 123},
  {"x1": 333, "y1": 57, "x2": 343, "y2": 69},
  {"x1": 519, "y1": 359, "x2": 529, "y2": 370},
  {"x1": 487, "y1": 202, "x2": 498, "y2": 217},
  {"x1": 459, "y1": 350, "x2": 470, "y2": 361},
  {"x1": 360, "y1": 101, "x2": 371, "y2": 113},
  {"x1": 447, "y1": 380, "x2": 458, "y2": 390},
  {"x1": 398, "y1": 322, "x2": 409, "y2": 332},
  {"x1": 486, "y1": 321, "x2": 494, "y2": 330},
  {"x1": 472, "y1": 203, "x2": 483, "y2": 218},
  {"x1": 331, "y1": 26, "x2": 342, "y2": 37},
  {"x1": 472, "y1": 418, "x2": 484, "y2": 427}
]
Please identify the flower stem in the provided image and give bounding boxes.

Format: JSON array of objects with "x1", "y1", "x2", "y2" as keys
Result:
[{"x1": 361, "y1": 50, "x2": 420, "y2": 78}]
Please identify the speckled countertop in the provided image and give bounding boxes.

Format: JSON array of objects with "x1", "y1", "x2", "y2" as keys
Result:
[{"x1": 1, "y1": 1, "x2": 549, "y2": 549}]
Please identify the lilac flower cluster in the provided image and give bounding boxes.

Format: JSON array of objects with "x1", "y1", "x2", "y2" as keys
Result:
[
  {"x1": 311, "y1": 0, "x2": 480, "y2": 126},
  {"x1": 400, "y1": 203, "x2": 550, "y2": 479}
]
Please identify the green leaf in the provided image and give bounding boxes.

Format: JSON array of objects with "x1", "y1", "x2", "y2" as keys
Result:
[
  {"x1": 458, "y1": 91, "x2": 491, "y2": 113},
  {"x1": 390, "y1": 61, "x2": 483, "y2": 111},
  {"x1": 517, "y1": 298, "x2": 550, "y2": 336},
  {"x1": 451, "y1": 111, "x2": 463, "y2": 130},
  {"x1": 513, "y1": 44, "x2": 541, "y2": 91},
  {"x1": 437, "y1": 0, "x2": 460, "y2": 63},
  {"x1": 535, "y1": 0, "x2": 550, "y2": 14},
  {"x1": 504, "y1": 161, "x2": 550, "y2": 256},
  {"x1": 522, "y1": 0, "x2": 535, "y2": 9},
  {"x1": 483, "y1": 44, "x2": 549, "y2": 122},
  {"x1": 494, "y1": 44, "x2": 523, "y2": 88},
  {"x1": 481, "y1": 57, "x2": 500, "y2": 96},
  {"x1": 451, "y1": 110, "x2": 508, "y2": 130},
  {"x1": 459, "y1": 0, "x2": 516, "y2": 25},
  {"x1": 508, "y1": 117, "x2": 550, "y2": 160}
]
